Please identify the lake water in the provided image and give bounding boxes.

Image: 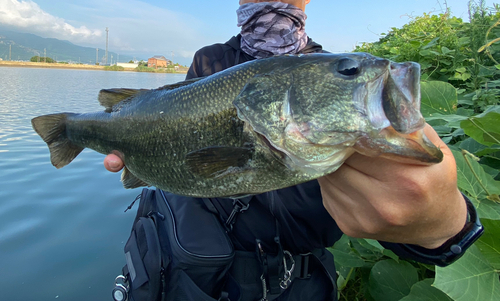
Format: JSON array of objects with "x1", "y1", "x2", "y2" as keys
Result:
[{"x1": 0, "y1": 68, "x2": 187, "y2": 301}]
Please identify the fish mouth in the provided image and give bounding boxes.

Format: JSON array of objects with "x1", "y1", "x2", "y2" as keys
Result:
[
  {"x1": 354, "y1": 125, "x2": 443, "y2": 164},
  {"x1": 382, "y1": 61, "x2": 425, "y2": 134}
]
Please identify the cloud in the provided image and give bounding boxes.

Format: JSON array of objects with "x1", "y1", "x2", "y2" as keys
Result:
[
  {"x1": 0, "y1": 0, "x2": 218, "y2": 64},
  {"x1": 0, "y1": 0, "x2": 102, "y2": 41}
]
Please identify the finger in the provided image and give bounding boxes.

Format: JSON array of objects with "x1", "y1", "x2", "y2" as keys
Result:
[{"x1": 104, "y1": 154, "x2": 124, "y2": 172}]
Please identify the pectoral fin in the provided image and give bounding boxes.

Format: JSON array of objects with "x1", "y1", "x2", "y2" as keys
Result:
[{"x1": 185, "y1": 146, "x2": 253, "y2": 178}]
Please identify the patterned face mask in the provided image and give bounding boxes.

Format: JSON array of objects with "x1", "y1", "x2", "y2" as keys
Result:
[{"x1": 237, "y1": 2, "x2": 308, "y2": 59}]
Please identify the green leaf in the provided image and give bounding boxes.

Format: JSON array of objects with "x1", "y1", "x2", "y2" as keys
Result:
[
  {"x1": 361, "y1": 239, "x2": 385, "y2": 251},
  {"x1": 421, "y1": 81, "x2": 458, "y2": 117},
  {"x1": 425, "y1": 114, "x2": 467, "y2": 128},
  {"x1": 475, "y1": 219, "x2": 500, "y2": 270},
  {"x1": 441, "y1": 46, "x2": 454, "y2": 55},
  {"x1": 434, "y1": 245, "x2": 500, "y2": 301},
  {"x1": 461, "y1": 107, "x2": 500, "y2": 147},
  {"x1": 400, "y1": 279, "x2": 452, "y2": 301},
  {"x1": 331, "y1": 249, "x2": 367, "y2": 268},
  {"x1": 368, "y1": 259, "x2": 418, "y2": 301},
  {"x1": 476, "y1": 145, "x2": 500, "y2": 157},
  {"x1": 452, "y1": 149, "x2": 500, "y2": 219}
]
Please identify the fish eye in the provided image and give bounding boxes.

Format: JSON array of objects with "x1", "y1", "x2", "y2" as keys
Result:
[{"x1": 336, "y1": 58, "x2": 360, "y2": 76}]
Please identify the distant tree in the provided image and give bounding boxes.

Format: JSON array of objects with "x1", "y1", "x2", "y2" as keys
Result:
[
  {"x1": 128, "y1": 60, "x2": 134, "y2": 63},
  {"x1": 30, "y1": 56, "x2": 55, "y2": 63}
]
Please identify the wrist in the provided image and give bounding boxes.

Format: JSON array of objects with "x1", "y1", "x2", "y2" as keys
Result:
[
  {"x1": 417, "y1": 189, "x2": 468, "y2": 249},
  {"x1": 399, "y1": 192, "x2": 483, "y2": 266}
]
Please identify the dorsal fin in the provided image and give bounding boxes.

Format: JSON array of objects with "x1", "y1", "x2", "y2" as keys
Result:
[{"x1": 98, "y1": 88, "x2": 147, "y2": 112}]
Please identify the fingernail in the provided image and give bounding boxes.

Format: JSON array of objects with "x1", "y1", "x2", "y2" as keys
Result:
[{"x1": 109, "y1": 160, "x2": 121, "y2": 169}]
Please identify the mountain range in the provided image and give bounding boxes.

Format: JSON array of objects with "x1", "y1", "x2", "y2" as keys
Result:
[{"x1": 0, "y1": 29, "x2": 136, "y2": 64}]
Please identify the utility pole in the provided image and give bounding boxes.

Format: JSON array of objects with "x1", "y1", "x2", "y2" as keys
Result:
[
  {"x1": 9, "y1": 45, "x2": 11, "y2": 61},
  {"x1": 117, "y1": 54, "x2": 119, "y2": 63},
  {"x1": 171, "y1": 51, "x2": 174, "y2": 65},
  {"x1": 96, "y1": 48, "x2": 99, "y2": 65},
  {"x1": 105, "y1": 27, "x2": 109, "y2": 65},
  {"x1": 44, "y1": 48, "x2": 46, "y2": 63}
]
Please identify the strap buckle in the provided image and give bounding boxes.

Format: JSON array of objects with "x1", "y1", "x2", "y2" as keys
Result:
[{"x1": 225, "y1": 199, "x2": 250, "y2": 230}]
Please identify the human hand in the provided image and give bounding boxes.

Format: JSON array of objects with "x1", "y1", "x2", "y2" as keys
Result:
[
  {"x1": 318, "y1": 124, "x2": 467, "y2": 249},
  {"x1": 104, "y1": 153, "x2": 124, "y2": 172}
]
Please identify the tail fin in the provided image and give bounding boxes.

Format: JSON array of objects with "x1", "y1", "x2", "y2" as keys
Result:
[{"x1": 31, "y1": 113, "x2": 84, "y2": 169}]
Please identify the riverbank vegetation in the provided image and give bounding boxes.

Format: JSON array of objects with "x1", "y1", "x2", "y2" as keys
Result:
[
  {"x1": 333, "y1": 1, "x2": 500, "y2": 300},
  {"x1": 104, "y1": 65, "x2": 125, "y2": 71}
]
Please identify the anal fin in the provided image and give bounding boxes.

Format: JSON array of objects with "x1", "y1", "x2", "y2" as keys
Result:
[{"x1": 121, "y1": 167, "x2": 150, "y2": 189}]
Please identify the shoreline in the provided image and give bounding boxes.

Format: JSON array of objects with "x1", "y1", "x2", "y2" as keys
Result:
[{"x1": 0, "y1": 61, "x2": 187, "y2": 73}]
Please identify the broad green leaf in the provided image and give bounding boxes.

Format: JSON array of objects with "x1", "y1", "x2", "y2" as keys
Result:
[
  {"x1": 434, "y1": 245, "x2": 500, "y2": 301},
  {"x1": 459, "y1": 137, "x2": 487, "y2": 154},
  {"x1": 361, "y1": 239, "x2": 384, "y2": 251},
  {"x1": 441, "y1": 46, "x2": 454, "y2": 55},
  {"x1": 381, "y1": 249, "x2": 400, "y2": 262},
  {"x1": 350, "y1": 238, "x2": 383, "y2": 261},
  {"x1": 421, "y1": 81, "x2": 458, "y2": 117},
  {"x1": 475, "y1": 219, "x2": 500, "y2": 269},
  {"x1": 332, "y1": 234, "x2": 352, "y2": 253},
  {"x1": 400, "y1": 279, "x2": 452, "y2": 301},
  {"x1": 330, "y1": 249, "x2": 366, "y2": 268},
  {"x1": 461, "y1": 107, "x2": 500, "y2": 147},
  {"x1": 368, "y1": 259, "x2": 418, "y2": 301},
  {"x1": 425, "y1": 113, "x2": 467, "y2": 128},
  {"x1": 452, "y1": 149, "x2": 500, "y2": 219},
  {"x1": 481, "y1": 154, "x2": 500, "y2": 171},
  {"x1": 476, "y1": 199, "x2": 500, "y2": 220},
  {"x1": 482, "y1": 164, "x2": 500, "y2": 178}
]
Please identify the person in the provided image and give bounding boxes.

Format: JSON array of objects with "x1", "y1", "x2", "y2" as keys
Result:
[{"x1": 105, "y1": 1, "x2": 479, "y2": 300}]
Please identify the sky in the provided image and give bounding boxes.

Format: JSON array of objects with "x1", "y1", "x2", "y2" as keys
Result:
[{"x1": 0, "y1": 0, "x2": 497, "y2": 65}]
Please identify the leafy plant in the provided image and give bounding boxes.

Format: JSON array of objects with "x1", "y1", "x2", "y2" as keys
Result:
[
  {"x1": 104, "y1": 65, "x2": 125, "y2": 71},
  {"x1": 334, "y1": 2, "x2": 500, "y2": 300},
  {"x1": 29, "y1": 56, "x2": 55, "y2": 63}
]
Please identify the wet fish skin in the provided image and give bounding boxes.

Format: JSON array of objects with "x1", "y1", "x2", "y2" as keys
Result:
[{"x1": 31, "y1": 53, "x2": 443, "y2": 198}]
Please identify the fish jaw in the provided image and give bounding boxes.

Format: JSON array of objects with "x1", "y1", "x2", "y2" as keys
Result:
[
  {"x1": 354, "y1": 126, "x2": 443, "y2": 164},
  {"x1": 382, "y1": 61, "x2": 425, "y2": 134}
]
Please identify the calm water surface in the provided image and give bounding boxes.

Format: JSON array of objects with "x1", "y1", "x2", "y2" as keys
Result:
[{"x1": 0, "y1": 67, "x2": 186, "y2": 301}]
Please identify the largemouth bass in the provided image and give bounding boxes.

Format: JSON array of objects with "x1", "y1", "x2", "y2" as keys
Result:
[{"x1": 32, "y1": 53, "x2": 443, "y2": 198}]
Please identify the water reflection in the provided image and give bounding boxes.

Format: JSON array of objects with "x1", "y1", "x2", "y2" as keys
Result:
[{"x1": 0, "y1": 67, "x2": 186, "y2": 300}]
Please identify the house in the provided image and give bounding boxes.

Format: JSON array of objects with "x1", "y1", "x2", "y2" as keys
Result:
[{"x1": 147, "y1": 56, "x2": 171, "y2": 69}]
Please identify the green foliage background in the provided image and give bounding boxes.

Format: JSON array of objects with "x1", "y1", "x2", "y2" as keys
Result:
[{"x1": 332, "y1": 1, "x2": 500, "y2": 300}]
